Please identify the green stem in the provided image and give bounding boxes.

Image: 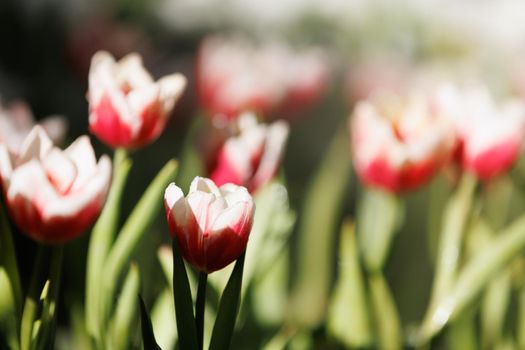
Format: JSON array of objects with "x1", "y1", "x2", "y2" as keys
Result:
[
  {"x1": 427, "y1": 174, "x2": 477, "y2": 312},
  {"x1": 85, "y1": 148, "x2": 130, "y2": 345},
  {"x1": 195, "y1": 272, "x2": 207, "y2": 350},
  {"x1": 37, "y1": 246, "x2": 63, "y2": 350},
  {"x1": 20, "y1": 245, "x2": 49, "y2": 350}
]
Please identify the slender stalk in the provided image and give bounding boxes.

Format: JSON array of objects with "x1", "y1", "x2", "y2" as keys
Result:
[
  {"x1": 20, "y1": 245, "x2": 49, "y2": 350},
  {"x1": 426, "y1": 174, "x2": 476, "y2": 312},
  {"x1": 37, "y1": 246, "x2": 63, "y2": 350},
  {"x1": 195, "y1": 272, "x2": 208, "y2": 350}
]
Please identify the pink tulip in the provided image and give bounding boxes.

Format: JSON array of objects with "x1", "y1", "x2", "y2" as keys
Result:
[
  {"x1": 0, "y1": 100, "x2": 67, "y2": 153},
  {"x1": 350, "y1": 92, "x2": 456, "y2": 193},
  {"x1": 88, "y1": 51, "x2": 186, "y2": 148},
  {"x1": 0, "y1": 126, "x2": 111, "y2": 243},
  {"x1": 435, "y1": 84, "x2": 525, "y2": 179},
  {"x1": 164, "y1": 177, "x2": 255, "y2": 273},
  {"x1": 209, "y1": 113, "x2": 289, "y2": 193},
  {"x1": 196, "y1": 36, "x2": 328, "y2": 120}
]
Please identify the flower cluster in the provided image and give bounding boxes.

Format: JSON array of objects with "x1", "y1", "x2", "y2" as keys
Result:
[
  {"x1": 350, "y1": 83, "x2": 525, "y2": 193},
  {"x1": 197, "y1": 35, "x2": 328, "y2": 120}
]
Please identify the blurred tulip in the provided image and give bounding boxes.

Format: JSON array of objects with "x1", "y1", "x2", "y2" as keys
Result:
[
  {"x1": 350, "y1": 92, "x2": 456, "y2": 193},
  {"x1": 0, "y1": 100, "x2": 67, "y2": 153},
  {"x1": 196, "y1": 35, "x2": 328, "y2": 120},
  {"x1": 435, "y1": 84, "x2": 525, "y2": 179},
  {"x1": 209, "y1": 113, "x2": 289, "y2": 193},
  {"x1": 0, "y1": 126, "x2": 111, "y2": 243},
  {"x1": 164, "y1": 177, "x2": 254, "y2": 273},
  {"x1": 345, "y1": 58, "x2": 410, "y2": 105},
  {"x1": 88, "y1": 51, "x2": 187, "y2": 148}
]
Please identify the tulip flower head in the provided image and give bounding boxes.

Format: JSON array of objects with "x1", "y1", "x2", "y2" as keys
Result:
[
  {"x1": 0, "y1": 100, "x2": 67, "y2": 153},
  {"x1": 434, "y1": 84, "x2": 525, "y2": 180},
  {"x1": 0, "y1": 126, "x2": 111, "y2": 243},
  {"x1": 164, "y1": 177, "x2": 255, "y2": 273},
  {"x1": 88, "y1": 51, "x2": 187, "y2": 148},
  {"x1": 209, "y1": 113, "x2": 289, "y2": 193},
  {"x1": 350, "y1": 92, "x2": 456, "y2": 193},
  {"x1": 197, "y1": 36, "x2": 328, "y2": 120}
]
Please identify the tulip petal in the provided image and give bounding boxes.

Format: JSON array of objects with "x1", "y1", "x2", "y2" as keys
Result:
[
  {"x1": 16, "y1": 126, "x2": 53, "y2": 166},
  {"x1": 189, "y1": 176, "x2": 222, "y2": 197},
  {"x1": 42, "y1": 149, "x2": 77, "y2": 194},
  {"x1": 164, "y1": 183, "x2": 189, "y2": 231},
  {"x1": 158, "y1": 74, "x2": 187, "y2": 112},
  {"x1": 252, "y1": 121, "x2": 289, "y2": 191}
]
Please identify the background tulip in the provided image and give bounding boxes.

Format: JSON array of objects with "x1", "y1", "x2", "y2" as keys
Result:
[
  {"x1": 350, "y1": 92, "x2": 456, "y2": 193},
  {"x1": 196, "y1": 35, "x2": 328, "y2": 120},
  {"x1": 0, "y1": 99, "x2": 67, "y2": 153},
  {"x1": 88, "y1": 51, "x2": 187, "y2": 148},
  {"x1": 0, "y1": 126, "x2": 111, "y2": 243},
  {"x1": 164, "y1": 177, "x2": 254, "y2": 273},
  {"x1": 435, "y1": 84, "x2": 525, "y2": 179},
  {"x1": 209, "y1": 113, "x2": 289, "y2": 193}
]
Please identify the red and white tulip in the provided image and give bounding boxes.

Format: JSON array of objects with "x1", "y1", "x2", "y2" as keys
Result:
[
  {"x1": 164, "y1": 177, "x2": 255, "y2": 273},
  {"x1": 350, "y1": 92, "x2": 456, "y2": 193},
  {"x1": 197, "y1": 36, "x2": 328, "y2": 120},
  {"x1": 209, "y1": 113, "x2": 289, "y2": 193},
  {"x1": 88, "y1": 51, "x2": 186, "y2": 148},
  {"x1": 0, "y1": 100, "x2": 67, "y2": 153},
  {"x1": 435, "y1": 84, "x2": 525, "y2": 179},
  {"x1": 0, "y1": 126, "x2": 111, "y2": 243}
]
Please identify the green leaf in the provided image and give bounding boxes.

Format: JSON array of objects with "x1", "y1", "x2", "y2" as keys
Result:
[
  {"x1": 369, "y1": 272, "x2": 402, "y2": 350},
  {"x1": 138, "y1": 295, "x2": 162, "y2": 350},
  {"x1": 0, "y1": 267, "x2": 20, "y2": 350},
  {"x1": 35, "y1": 246, "x2": 63, "y2": 350},
  {"x1": 209, "y1": 254, "x2": 246, "y2": 350},
  {"x1": 85, "y1": 149, "x2": 131, "y2": 342},
  {"x1": 102, "y1": 159, "x2": 178, "y2": 325},
  {"x1": 447, "y1": 308, "x2": 478, "y2": 350},
  {"x1": 289, "y1": 127, "x2": 352, "y2": 327},
  {"x1": 21, "y1": 246, "x2": 49, "y2": 350},
  {"x1": 151, "y1": 289, "x2": 177, "y2": 350},
  {"x1": 357, "y1": 188, "x2": 402, "y2": 272},
  {"x1": 417, "y1": 212, "x2": 525, "y2": 343},
  {"x1": 481, "y1": 269, "x2": 511, "y2": 349},
  {"x1": 0, "y1": 198, "x2": 22, "y2": 315},
  {"x1": 108, "y1": 264, "x2": 140, "y2": 350},
  {"x1": 327, "y1": 220, "x2": 372, "y2": 348},
  {"x1": 171, "y1": 239, "x2": 199, "y2": 350}
]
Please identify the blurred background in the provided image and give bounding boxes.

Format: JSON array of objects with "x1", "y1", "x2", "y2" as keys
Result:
[{"x1": 3, "y1": 0, "x2": 525, "y2": 348}]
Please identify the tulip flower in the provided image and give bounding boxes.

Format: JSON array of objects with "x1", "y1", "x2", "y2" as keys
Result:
[
  {"x1": 209, "y1": 113, "x2": 289, "y2": 193},
  {"x1": 164, "y1": 177, "x2": 255, "y2": 273},
  {"x1": 435, "y1": 84, "x2": 525, "y2": 179},
  {"x1": 197, "y1": 35, "x2": 328, "y2": 120},
  {"x1": 350, "y1": 92, "x2": 456, "y2": 193},
  {"x1": 0, "y1": 99, "x2": 67, "y2": 153},
  {"x1": 0, "y1": 126, "x2": 111, "y2": 243},
  {"x1": 87, "y1": 51, "x2": 187, "y2": 148}
]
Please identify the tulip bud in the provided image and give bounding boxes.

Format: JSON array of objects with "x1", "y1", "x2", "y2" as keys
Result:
[
  {"x1": 164, "y1": 177, "x2": 255, "y2": 273},
  {"x1": 350, "y1": 92, "x2": 456, "y2": 193},
  {"x1": 435, "y1": 84, "x2": 525, "y2": 179},
  {"x1": 88, "y1": 51, "x2": 186, "y2": 148},
  {"x1": 0, "y1": 126, "x2": 111, "y2": 243},
  {"x1": 209, "y1": 113, "x2": 289, "y2": 193}
]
